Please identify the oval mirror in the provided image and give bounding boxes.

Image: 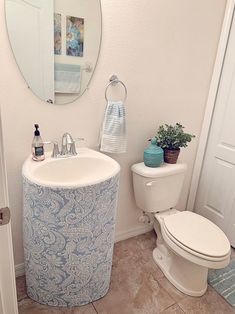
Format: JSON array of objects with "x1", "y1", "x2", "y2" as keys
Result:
[{"x1": 5, "y1": 0, "x2": 102, "y2": 105}]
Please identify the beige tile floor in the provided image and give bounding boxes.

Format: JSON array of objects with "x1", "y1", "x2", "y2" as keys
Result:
[{"x1": 17, "y1": 231, "x2": 235, "y2": 314}]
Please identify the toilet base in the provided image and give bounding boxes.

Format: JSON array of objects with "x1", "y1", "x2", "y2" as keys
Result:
[{"x1": 153, "y1": 246, "x2": 208, "y2": 296}]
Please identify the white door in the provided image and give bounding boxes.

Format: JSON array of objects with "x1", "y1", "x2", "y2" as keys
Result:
[
  {"x1": 6, "y1": 0, "x2": 54, "y2": 103},
  {"x1": 0, "y1": 110, "x2": 18, "y2": 314},
  {"x1": 194, "y1": 11, "x2": 235, "y2": 247}
]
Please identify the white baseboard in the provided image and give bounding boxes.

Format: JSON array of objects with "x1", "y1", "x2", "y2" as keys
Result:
[
  {"x1": 114, "y1": 224, "x2": 153, "y2": 243},
  {"x1": 15, "y1": 263, "x2": 25, "y2": 278},
  {"x1": 15, "y1": 225, "x2": 153, "y2": 277}
]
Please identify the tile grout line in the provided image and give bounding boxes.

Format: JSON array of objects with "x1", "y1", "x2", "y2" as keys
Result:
[
  {"x1": 159, "y1": 302, "x2": 177, "y2": 313},
  {"x1": 17, "y1": 295, "x2": 28, "y2": 303},
  {"x1": 154, "y1": 277, "x2": 177, "y2": 312},
  {"x1": 92, "y1": 302, "x2": 99, "y2": 314},
  {"x1": 139, "y1": 255, "x2": 180, "y2": 313},
  {"x1": 156, "y1": 278, "x2": 187, "y2": 314},
  {"x1": 177, "y1": 301, "x2": 187, "y2": 313}
]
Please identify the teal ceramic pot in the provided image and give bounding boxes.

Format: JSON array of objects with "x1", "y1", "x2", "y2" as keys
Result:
[{"x1": 144, "y1": 138, "x2": 163, "y2": 167}]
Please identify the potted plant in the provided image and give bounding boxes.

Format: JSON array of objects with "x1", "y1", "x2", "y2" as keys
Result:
[{"x1": 155, "y1": 123, "x2": 195, "y2": 164}]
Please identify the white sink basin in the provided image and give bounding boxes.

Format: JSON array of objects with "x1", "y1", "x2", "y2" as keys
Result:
[{"x1": 22, "y1": 148, "x2": 120, "y2": 187}]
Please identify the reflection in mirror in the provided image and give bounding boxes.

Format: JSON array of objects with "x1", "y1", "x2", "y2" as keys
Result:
[{"x1": 5, "y1": 0, "x2": 102, "y2": 105}]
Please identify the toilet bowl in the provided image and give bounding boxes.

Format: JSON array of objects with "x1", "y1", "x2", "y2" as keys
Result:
[
  {"x1": 131, "y1": 162, "x2": 231, "y2": 296},
  {"x1": 153, "y1": 209, "x2": 230, "y2": 296}
]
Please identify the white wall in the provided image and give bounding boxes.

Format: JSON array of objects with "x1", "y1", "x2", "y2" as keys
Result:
[{"x1": 0, "y1": 0, "x2": 226, "y2": 266}]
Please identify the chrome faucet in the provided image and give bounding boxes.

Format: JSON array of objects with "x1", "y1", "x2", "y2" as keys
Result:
[
  {"x1": 45, "y1": 133, "x2": 84, "y2": 158},
  {"x1": 61, "y1": 132, "x2": 77, "y2": 156}
]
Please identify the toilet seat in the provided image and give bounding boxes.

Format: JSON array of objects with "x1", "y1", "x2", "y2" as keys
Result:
[
  {"x1": 163, "y1": 211, "x2": 230, "y2": 258},
  {"x1": 156, "y1": 211, "x2": 231, "y2": 268}
]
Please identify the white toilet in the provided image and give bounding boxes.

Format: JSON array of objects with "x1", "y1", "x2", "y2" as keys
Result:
[{"x1": 131, "y1": 162, "x2": 231, "y2": 296}]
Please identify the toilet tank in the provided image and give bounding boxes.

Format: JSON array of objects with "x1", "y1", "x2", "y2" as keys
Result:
[{"x1": 131, "y1": 162, "x2": 187, "y2": 213}]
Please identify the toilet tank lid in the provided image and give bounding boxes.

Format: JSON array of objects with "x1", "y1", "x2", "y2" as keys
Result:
[{"x1": 131, "y1": 162, "x2": 187, "y2": 178}]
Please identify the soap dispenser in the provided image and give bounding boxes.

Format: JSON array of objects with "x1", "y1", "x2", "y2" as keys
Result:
[
  {"x1": 32, "y1": 124, "x2": 45, "y2": 161},
  {"x1": 144, "y1": 137, "x2": 163, "y2": 167}
]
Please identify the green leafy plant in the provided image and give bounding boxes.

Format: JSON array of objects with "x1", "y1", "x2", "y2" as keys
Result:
[{"x1": 155, "y1": 123, "x2": 195, "y2": 150}]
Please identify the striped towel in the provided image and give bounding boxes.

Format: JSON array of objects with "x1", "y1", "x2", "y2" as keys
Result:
[
  {"x1": 100, "y1": 101, "x2": 127, "y2": 153},
  {"x1": 54, "y1": 63, "x2": 81, "y2": 93}
]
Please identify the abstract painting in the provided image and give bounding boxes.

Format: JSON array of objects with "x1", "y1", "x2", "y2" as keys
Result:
[
  {"x1": 66, "y1": 16, "x2": 84, "y2": 57},
  {"x1": 54, "y1": 13, "x2": 61, "y2": 55}
]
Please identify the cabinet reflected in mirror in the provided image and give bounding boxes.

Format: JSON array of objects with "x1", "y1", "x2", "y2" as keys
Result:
[{"x1": 5, "y1": 0, "x2": 102, "y2": 105}]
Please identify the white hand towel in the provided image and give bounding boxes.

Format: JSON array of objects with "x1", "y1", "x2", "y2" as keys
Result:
[
  {"x1": 54, "y1": 63, "x2": 81, "y2": 93},
  {"x1": 100, "y1": 101, "x2": 127, "y2": 153}
]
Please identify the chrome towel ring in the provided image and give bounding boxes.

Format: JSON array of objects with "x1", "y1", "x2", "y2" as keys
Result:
[{"x1": 105, "y1": 75, "x2": 127, "y2": 102}]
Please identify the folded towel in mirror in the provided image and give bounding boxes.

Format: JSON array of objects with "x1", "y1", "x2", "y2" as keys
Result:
[{"x1": 55, "y1": 63, "x2": 81, "y2": 93}]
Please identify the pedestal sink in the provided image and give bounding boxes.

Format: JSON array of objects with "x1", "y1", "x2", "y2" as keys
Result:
[{"x1": 22, "y1": 148, "x2": 120, "y2": 307}]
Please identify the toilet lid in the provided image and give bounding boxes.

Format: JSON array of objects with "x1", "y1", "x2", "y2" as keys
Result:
[{"x1": 163, "y1": 211, "x2": 230, "y2": 258}]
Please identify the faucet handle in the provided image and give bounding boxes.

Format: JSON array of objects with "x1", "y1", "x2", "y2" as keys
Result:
[
  {"x1": 69, "y1": 142, "x2": 77, "y2": 155},
  {"x1": 43, "y1": 141, "x2": 60, "y2": 158},
  {"x1": 69, "y1": 138, "x2": 85, "y2": 156},
  {"x1": 51, "y1": 141, "x2": 60, "y2": 158}
]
